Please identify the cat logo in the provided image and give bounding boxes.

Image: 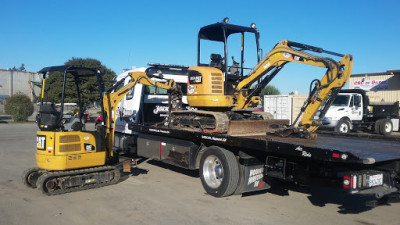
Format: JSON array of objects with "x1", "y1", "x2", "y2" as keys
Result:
[{"x1": 37, "y1": 135, "x2": 46, "y2": 150}]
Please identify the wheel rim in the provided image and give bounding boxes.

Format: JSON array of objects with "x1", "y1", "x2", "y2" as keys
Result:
[
  {"x1": 339, "y1": 123, "x2": 349, "y2": 133},
  {"x1": 203, "y1": 155, "x2": 224, "y2": 189},
  {"x1": 384, "y1": 122, "x2": 392, "y2": 133}
]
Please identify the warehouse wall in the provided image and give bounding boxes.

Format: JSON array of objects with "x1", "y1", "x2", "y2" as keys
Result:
[
  {"x1": 0, "y1": 70, "x2": 41, "y2": 113},
  {"x1": 0, "y1": 70, "x2": 41, "y2": 100}
]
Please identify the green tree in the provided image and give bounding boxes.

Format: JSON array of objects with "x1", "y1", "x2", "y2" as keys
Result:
[
  {"x1": 19, "y1": 64, "x2": 26, "y2": 71},
  {"x1": 4, "y1": 92, "x2": 34, "y2": 122},
  {"x1": 43, "y1": 58, "x2": 116, "y2": 105},
  {"x1": 260, "y1": 85, "x2": 281, "y2": 97}
]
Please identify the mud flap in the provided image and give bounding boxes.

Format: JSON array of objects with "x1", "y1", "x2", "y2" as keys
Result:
[{"x1": 234, "y1": 157, "x2": 270, "y2": 195}]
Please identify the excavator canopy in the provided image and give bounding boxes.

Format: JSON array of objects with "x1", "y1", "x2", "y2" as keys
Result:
[{"x1": 198, "y1": 22, "x2": 259, "y2": 42}]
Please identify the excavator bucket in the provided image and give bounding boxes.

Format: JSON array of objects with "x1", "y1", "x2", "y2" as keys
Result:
[{"x1": 228, "y1": 119, "x2": 290, "y2": 136}]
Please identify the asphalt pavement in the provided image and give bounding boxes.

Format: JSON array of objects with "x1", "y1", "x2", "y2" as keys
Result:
[{"x1": 0, "y1": 123, "x2": 400, "y2": 225}]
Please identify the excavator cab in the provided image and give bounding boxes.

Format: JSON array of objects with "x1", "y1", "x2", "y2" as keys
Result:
[
  {"x1": 189, "y1": 17, "x2": 261, "y2": 108},
  {"x1": 35, "y1": 65, "x2": 108, "y2": 171},
  {"x1": 37, "y1": 66, "x2": 104, "y2": 132},
  {"x1": 197, "y1": 17, "x2": 261, "y2": 79}
]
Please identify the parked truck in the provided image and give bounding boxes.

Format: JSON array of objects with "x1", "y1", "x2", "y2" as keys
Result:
[{"x1": 321, "y1": 89, "x2": 399, "y2": 135}]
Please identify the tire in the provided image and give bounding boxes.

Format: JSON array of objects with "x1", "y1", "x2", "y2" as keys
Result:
[
  {"x1": 199, "y1": 146, "x2": 239, "y2": 197},
  {"x1": 374, "y1": 119, "x2": 382, "y2": 134},
  {"x1": 334, "y1": 119, "x2": 351, "y2": 134},
  {"x1": 379, "y1": 119, "x2": 393, "y2": 135},
  {"x1": 22, "y1": 167, "x2": 41, "y2": 188}
]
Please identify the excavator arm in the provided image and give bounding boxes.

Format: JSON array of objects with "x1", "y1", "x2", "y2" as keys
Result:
[
  {"x1": 102, "y1": 71, "x2": 182, "y2": 157},
  {"x1": 235, "y1": 40, "x2": 353, "y2": 136}
]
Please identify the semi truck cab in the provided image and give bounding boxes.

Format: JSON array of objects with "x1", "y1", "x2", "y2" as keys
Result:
[{"x1": 323, "y1": 93, "x2": 363, "y2": 128}]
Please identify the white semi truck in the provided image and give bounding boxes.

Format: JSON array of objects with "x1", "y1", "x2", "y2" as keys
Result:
[{"x1": 321, "y1": 89, "x2": 399, "y2": 135}]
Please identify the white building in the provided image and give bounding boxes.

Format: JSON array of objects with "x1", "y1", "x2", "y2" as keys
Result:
[{"x1": 0, "y1": 69, "x2": 42, "y2": 102}]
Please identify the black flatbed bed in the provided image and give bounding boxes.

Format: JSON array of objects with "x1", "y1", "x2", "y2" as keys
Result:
[
  {"x1": 261, "y1": 134, "x2": 400, "y2": 163},
  {"x1": 131, "y1": 125, "x2": 400, "y2": 165}
]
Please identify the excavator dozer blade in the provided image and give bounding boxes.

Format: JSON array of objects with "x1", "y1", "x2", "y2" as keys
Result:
[{"x1": 228, "y1": 119, "x2": 290, "y2": 136}]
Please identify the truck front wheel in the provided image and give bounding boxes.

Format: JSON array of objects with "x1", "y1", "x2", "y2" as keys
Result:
[
  {"x1": 334, "y1": 119, "x2": 351, "y2": 134},
  {"x1": 199, "y1": 146, "x2": 239, "y2": 197}
]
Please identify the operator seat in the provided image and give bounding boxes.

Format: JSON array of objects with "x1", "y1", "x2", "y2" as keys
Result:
[
  {"x1": 37, "y1": 103, "x2": 61, "y2": 131},
  {"x1": 63, "y1": 107, "x2": 85, "y2": 131},
  {"x1": 210, "y1": 54, "x2": 224, "y2": 71}
]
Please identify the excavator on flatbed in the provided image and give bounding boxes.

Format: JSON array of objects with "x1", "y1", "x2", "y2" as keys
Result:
[
  {"x1": 165, "y1": 18, "x2": 353, "y2": 138},
  {"x1": 22, "y1": 18, "x2": 352, "y2": 195}
]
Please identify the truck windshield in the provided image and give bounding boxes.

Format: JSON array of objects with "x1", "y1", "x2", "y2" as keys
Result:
[{"x1": 332, "y1": 95, "x2": 350, "y2": 107}]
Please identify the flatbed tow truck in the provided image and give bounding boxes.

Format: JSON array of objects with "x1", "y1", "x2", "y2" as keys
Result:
[
  {"x1": 106, "y1": 20, "x2": 400, "y2": 201},
  {"x1": 115, "y1": 20, "x2": 399, "y2": 201},
  {"x1": 23, "y1": 19, "x2": 400, "y2": 204}
]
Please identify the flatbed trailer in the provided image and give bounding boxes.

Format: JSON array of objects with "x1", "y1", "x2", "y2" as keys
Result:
[{"x1": 128, "y1": 123, "x2": 400, "y2": 199}]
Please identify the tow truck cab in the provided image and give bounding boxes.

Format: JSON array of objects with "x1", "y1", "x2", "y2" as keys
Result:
[{"x1": 99, "y1": 65, "x2": 190, "y2": 153}]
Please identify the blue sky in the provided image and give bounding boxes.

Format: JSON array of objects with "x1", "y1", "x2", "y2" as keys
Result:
[{"x1": 1, "y1": 0, "x2": 399, "y2": 94}]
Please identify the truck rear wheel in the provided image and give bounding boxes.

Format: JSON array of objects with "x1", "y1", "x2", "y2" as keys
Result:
[
  {"x1": 374, "y1": 120, "x2": 382, "y2": 134},
  {"x1": 199, "y1": 146, "x2": 239, "y2": 197},
  {"x1": 334, "y1": 119, "x2": 351, "y2": 134},
  {"x1": 379, "y1": 119, "x2": 393, "y2": 135}
]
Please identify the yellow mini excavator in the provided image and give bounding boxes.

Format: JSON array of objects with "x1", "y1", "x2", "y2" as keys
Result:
[
  {"x1": 167, "y1": 18, "x2": 353, "y2": 138},
  {"x1": 22, "y1": 65, "x2": 181, "y2": 195}
]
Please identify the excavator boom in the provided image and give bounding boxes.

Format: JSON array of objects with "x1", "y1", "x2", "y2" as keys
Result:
[
  {"x1": 103, "y1": 71, "x2": 182, "y2": 155},
  {"x1": 234, "y1": 40, "x2": 353, "y2": 136}
]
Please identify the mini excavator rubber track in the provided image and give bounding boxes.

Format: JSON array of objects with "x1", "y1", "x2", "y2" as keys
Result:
[{"x1": 23, "y1": 165, "x2": 120, "y2": 195}]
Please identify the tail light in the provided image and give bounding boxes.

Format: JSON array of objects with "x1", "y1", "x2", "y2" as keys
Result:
[{"x1": 343, "y1": 171, "x2": 385, "y2": 193}]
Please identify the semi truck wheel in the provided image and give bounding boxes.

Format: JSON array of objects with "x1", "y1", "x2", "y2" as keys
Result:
[
  {"x1": 379, "y1": 119, "x2": 393, "y2": 135},
  {"x1": 374, "y1": 120, "x2": 382, "y2": 134},
  {"x1": 199, "y1": 146, "x2": 239, "y2": 197},
  {"x1": 334, "y1": 119, "x2": 351, "y2": 134}
]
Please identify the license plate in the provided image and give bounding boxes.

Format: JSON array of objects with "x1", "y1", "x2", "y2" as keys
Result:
[{"x1": 367, "y1": 174, "x2": 383, "y2": 187}]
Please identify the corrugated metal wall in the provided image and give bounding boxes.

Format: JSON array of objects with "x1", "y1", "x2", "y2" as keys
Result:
[
  {"x1": 291, "y1": 94, "x2": 308, "y2": 124},
  {"x1": 349, "y1": 74, "x2": 400, "y2": 103},
  {"x1": 363, "y1": 90, "x2": 400, "y2": 103},
  {"x1": 0, "y1": 70, "x2": 41, "y2": 100}
]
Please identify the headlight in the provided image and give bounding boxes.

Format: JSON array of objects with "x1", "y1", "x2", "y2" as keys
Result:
[{"x1": 84, "y1": 144, "x2": 94, "y2": 151}]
